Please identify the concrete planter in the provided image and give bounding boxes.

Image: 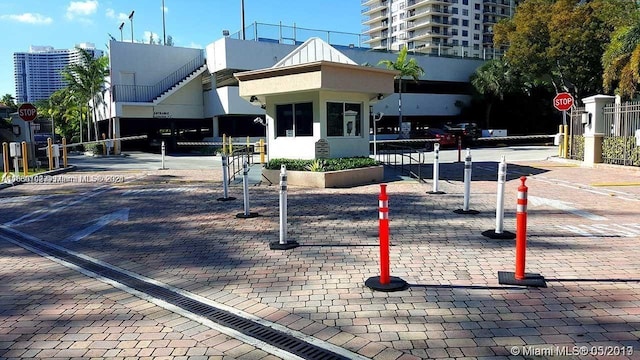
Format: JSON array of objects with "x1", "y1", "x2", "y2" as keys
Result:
[{"x1": 262, "y1": 165, "x2": 384, "y2": 188}]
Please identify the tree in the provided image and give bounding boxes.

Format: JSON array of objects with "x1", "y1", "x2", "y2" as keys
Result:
[
  {"x1": 603, "y1": 23, "x2": 640, "y2": 99},
  {"x1": 470, "y1": 59, "x2": 518, "y2": 129},
  {"x1": 61, "y1": 48, "x2": 109, "y2": 142},
  {"x1": 493, "y1": 0, "x2": 634, "y2": 103},
  {"x1": 166, "y1": 35, "x2": 174, "y2": 46},
  {"x1": 378, "y1": 46, "x2": 425, "y2": 138},
  {"x1": 1, "y1": 94, "x2": 17, "y2": 111}
]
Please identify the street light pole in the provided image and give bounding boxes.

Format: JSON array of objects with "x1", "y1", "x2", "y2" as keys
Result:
[
  {"x1": 241, "y1": 0, "x2": 246, "y2": 40},
  {"x1": 118, "y1": 22, "x2": 124, "y2": 41},
  {"x1": 162, "y1": 0, "x2": 166, "y2": 45},
  {"x1": 129, "y1": 10, "x2": 135, "y2": 42}
]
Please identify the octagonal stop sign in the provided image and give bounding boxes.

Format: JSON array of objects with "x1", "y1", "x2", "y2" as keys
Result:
[
  {"x1": 18, "y1": 103, "x2": 38, "y2": 122},
  {"x1": 553, "y1": 92, "x2": 574, "y2": 112}
]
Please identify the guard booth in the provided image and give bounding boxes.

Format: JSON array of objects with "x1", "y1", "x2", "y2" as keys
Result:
[{"x1": 235, "y1": 38, "x2": 397, "y2": 160}]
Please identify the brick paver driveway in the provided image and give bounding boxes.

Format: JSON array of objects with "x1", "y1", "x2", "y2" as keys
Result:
[{"x1": 1, "y1": 155, "x2": 639, "y2": 359}]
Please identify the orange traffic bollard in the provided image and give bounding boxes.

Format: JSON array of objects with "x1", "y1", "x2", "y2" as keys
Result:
[
  {"x1": 515, "y1": 177, "x2": 528, "y2": 280},
  {"x1": 365, "y1": 184, "x2": 407, "y2": 292},
  {"x1": 498, "y1": 176, "x2": 546, "y2": 287},
  {"x1": 21, "y1": 141, "x2": 28, "y2": 176}
]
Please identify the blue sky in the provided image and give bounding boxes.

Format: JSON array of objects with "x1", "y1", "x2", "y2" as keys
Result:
[{"x1": 0, "y1": 0, "x2": 363, "y2": 99}]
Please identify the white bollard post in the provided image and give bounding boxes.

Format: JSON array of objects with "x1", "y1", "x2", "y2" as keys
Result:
[
  {"x1": 428, "y1": 142, "x2": 445, "y2": 194},
  {"x1": 270, "y1": 164, "x2": 299, "y2": 249},
  {"x1": 463, "y1": 149, "x2": 472, "y2": 211},
  {"x1": 495, "y1": 156, "x2": 506, "y2": 233},
  {"x1": 236, "y1": 160, "x2": 258, "y2": 218},
  {"x1": 217, "y1": 154, "x2": 236, "y2": 201},
  {"x1": 161, "y1": 141, "x2": 166, "y2": 170},
  {"x1": 454, "y1": 148, "x2": 479, "y2": 215},
  {"x1": 279, "y1": 165, "x2": 287, "y2": 244},
  {"x1": 482, "y1": 156, "x2": 515, "y2": 239},
  {"x1": 13, "y1": 156, "x2": 19, "y2": 176}
]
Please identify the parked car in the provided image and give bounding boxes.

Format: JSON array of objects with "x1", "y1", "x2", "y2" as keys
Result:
[
  {"x1": 444, "y1": 122, "x2": 481, "y2": 144},
  {"x1": 412, "y1": 127, "x2": 457, "y2": 149}
]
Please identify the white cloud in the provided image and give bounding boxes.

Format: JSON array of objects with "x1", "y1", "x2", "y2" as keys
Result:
[
  {"x1": 189, "y1": 42, "x2": 203, "y2": 49},
  {"x1": 66, "y1": 0, "x2": 99, "y2": 20},
  {"x1": 162, "y1": 6, "x2": 169, "y2": 13},
  {"x1": 106, "y1": 8, "x2": 129, "y2": 22},
  {"x1": 0, "y1": 13, "x2": 53, "y2": 25},
  {"x1": 143, "y1": 31, "x2": 160, "y2": 44}
]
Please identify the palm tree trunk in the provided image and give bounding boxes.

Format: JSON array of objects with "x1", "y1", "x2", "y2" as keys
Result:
[
  {"x1": 86, "y1": 106, "x2": 91, "y2": 142},
  {"x1": 485, "y1": 102, "x2": 493, "y2": 129},
  {"x1": 92, "y1": 94, "x2": 99, "y2": 142}
]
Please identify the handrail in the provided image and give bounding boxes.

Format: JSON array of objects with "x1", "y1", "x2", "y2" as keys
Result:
[
  {"x1": 378, "y1": 143, "x2": 427, "y2": 182},
  {"x1": 113, "y1": 51, "x2": 205, "y2": 102},
  {"x1": 228, "y1": 146, "x2": 253, "y2": 183}
]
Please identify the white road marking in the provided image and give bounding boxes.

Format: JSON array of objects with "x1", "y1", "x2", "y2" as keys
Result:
[
  {"x1": 67, "y1": 209, "x2": 130, "y2": 242},
  {"x1": 0, "y1": 195, "x2": 53, "y2": 204},
  {"x1": 558, "y1": 223, "x2": 640, "y2": 238},
  {"x1": 528, "y1": 196, "x2": 607, "y2": 221},
  {"x1": 121, "y1": 187, "x2": 195, "y2": 196}
]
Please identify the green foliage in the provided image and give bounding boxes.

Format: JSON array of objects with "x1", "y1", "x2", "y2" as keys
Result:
[
  {"x1": 569, "y1": 135, "x2": 584, "y2": 161},
  {"x1": 602, "y1": 24, "x2": 640, "y2": 99},
  {"x1": 602, "y1": 136, "x2": 640, "y2": 165},
  {"x1": 84, "y1": 142, "x2": 104, "y2": 155},
  {"x1": 1, "y1": 94, "x2": 17, "y2": 111},
  {"x1": 494, "y1": 0, "x2": 638, "y2": 101},
  {"x1": 305, "y1": 159, "x2": 326, "y2": 172},
  {"x1": 266, "y1": 157, "x2": 380, "y2": 172}
]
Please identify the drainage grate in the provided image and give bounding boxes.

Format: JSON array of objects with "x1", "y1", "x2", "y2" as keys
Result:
[{"x1": 1, "y1": 229, "x2": 349, "y2": 360}]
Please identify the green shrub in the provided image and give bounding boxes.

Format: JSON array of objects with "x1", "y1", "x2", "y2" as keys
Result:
[
  {"x1": 84, "y1": 143, "x2": 104, "y2": 155},
  {"x1": 266, "y1": 157, "x2": 380, "y2": 171}
]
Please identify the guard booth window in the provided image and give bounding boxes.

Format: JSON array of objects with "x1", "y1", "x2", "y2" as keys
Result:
[
  {"x1": 275, "y1": 102, "x2": 313, "y2": 137},
  {"x1": 327, "y1": 102, "x2": 362, "y2": 137}
]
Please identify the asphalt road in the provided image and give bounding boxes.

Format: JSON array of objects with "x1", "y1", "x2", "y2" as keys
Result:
[{"x1": 68, "y1": 146, "x2": 558, "y2": 172}]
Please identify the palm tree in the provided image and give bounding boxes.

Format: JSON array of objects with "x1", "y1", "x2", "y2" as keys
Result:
[
  {"x1": 1, "y1": 94, "x2": 17, "y2": 111},
  {"x1": 61, "y1": 48, "x2": 109, "y2": 142},
  {"x1": 378, "y1": 46, "x2": 425, "y2": 138},
  {"x1": 470, "y1": 59, "x2": 516, "y2": 129},
  {"x1": 603, "y1": 23, "x2": 640, "y2": 100}
]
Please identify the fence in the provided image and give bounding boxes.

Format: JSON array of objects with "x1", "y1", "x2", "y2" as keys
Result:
[
  {"x1": 602, "y1": 101, "x2": 640, "y2": 166},
  {"x1": 377, "y1": 142, "x2": 429, "y2": 181},
  {"x1": 569, "y1": 106, "x2": 585, "y2": 161}
]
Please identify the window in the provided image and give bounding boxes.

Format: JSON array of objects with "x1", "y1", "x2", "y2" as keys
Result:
[
  {"x1": 462, "y1": 30, "x2": 468, "y2": 37},
  {"x1": 462, "y1": 40, "x2": 469, "y2": 47},
  {"x1": 327, "y1": 102, "x2": 362, "y2": 137},
  {"x1": 462, "y1": 19, "x2": 469, "y2": 26},
  {"x1": 462, "y1": 9, "x2": 469, "y2": 16},
  {"x1": 275, "y1": 102, "x2": 313, "y2": 137},
  {"x1": 475, "y1": 3, "x2": 480, "y2": 10},
  {"x1": 452, "y1": 7, "x2": 458, "y2": 14},
  {"x1": 463, "y1": 0, "x2": 468, "y2": 4}
]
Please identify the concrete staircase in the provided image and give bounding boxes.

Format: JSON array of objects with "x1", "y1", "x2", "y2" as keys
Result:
[{"x1": 153, "y1": 64, "x2": 208, "y2": 104}]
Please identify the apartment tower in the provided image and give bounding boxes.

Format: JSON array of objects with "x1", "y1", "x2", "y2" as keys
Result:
[
  {"x1": 13, "y1": 43, "x2": 104, "y2": 103},
  {"x1": 362, "y1": 0, "x2": 518, "y2": 58}
]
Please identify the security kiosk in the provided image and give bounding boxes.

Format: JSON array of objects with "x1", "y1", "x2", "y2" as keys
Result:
[{"x1": 9, "y1": 142, "x2": 21, "y2": 175}]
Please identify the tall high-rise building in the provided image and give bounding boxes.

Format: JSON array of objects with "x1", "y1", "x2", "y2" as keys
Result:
[
  {"x1": 362, "y1": 0, "x2": 518, "y2": 59},
  {"x1": 13, "y1": 43, "x2": 104, "y2": 103}
]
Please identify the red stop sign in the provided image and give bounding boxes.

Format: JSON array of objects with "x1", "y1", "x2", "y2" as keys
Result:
[
  {"x1": 553, "y1": 92, "x2": 574, "y2": 112},
  {"x1": 18, "y1": 103, "x2": 38, "y2": 122}
]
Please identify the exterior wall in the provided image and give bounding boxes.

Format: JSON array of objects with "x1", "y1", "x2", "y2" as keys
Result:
[
  {"x1": 266, "y1": 91, "x2": 370, "y2": 160},
  {"x1": 209, "y1": 86, "x2": 263, "y2": 116},
  {"x1": 267, "y1": 92, "x2": 320, "y2": 160},
  {"x1": 109, "y1": 41, "x2": 203, "y2": 88}
]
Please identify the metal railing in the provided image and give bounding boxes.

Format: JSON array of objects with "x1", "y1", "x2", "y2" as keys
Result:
[
  {"x1": 377, "y1": 142, "x2": 431, "y2": 181},
  {"x1": 603, "y1": 101, "x2": 640, "y2": 166},
  {"x1": 113, "y1": 52, "x2": 205, "y2": 102},
  {"x1": 228, "y1": 146, "x2": 254, "y2": 183},
  {"x1": 569, "y1": 106, "x2": 585, "y2": 161}
]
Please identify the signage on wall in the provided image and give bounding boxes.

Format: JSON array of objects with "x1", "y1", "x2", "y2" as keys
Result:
[
  {"x1": 153, "y1": 111, "x2": 172, "y2": 118},
  {"x1": 315, "y1": 138, "x2": 330, "y2": 159}
]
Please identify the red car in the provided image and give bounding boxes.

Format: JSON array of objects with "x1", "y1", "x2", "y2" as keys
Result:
[{"x1": 423, "y1": 128, "x2": 456, "y2": 147}]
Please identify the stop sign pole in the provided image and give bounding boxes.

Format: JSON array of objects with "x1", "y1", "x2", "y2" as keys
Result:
[{"x1": 553, "y1": 92, "x2": 574, "y2": 126}]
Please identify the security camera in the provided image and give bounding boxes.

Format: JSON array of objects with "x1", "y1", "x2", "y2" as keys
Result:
[
  {"x1": 254, "y1": 117, "x2": 266, "y2": 126},
  {"x1": 373, "y1": 112, "x2": 384, "y2": 121}
]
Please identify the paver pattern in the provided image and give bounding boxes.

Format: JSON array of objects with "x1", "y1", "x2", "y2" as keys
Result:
[{"x1": 1, "y1": 157, "x2": 639, "y2": 359}]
